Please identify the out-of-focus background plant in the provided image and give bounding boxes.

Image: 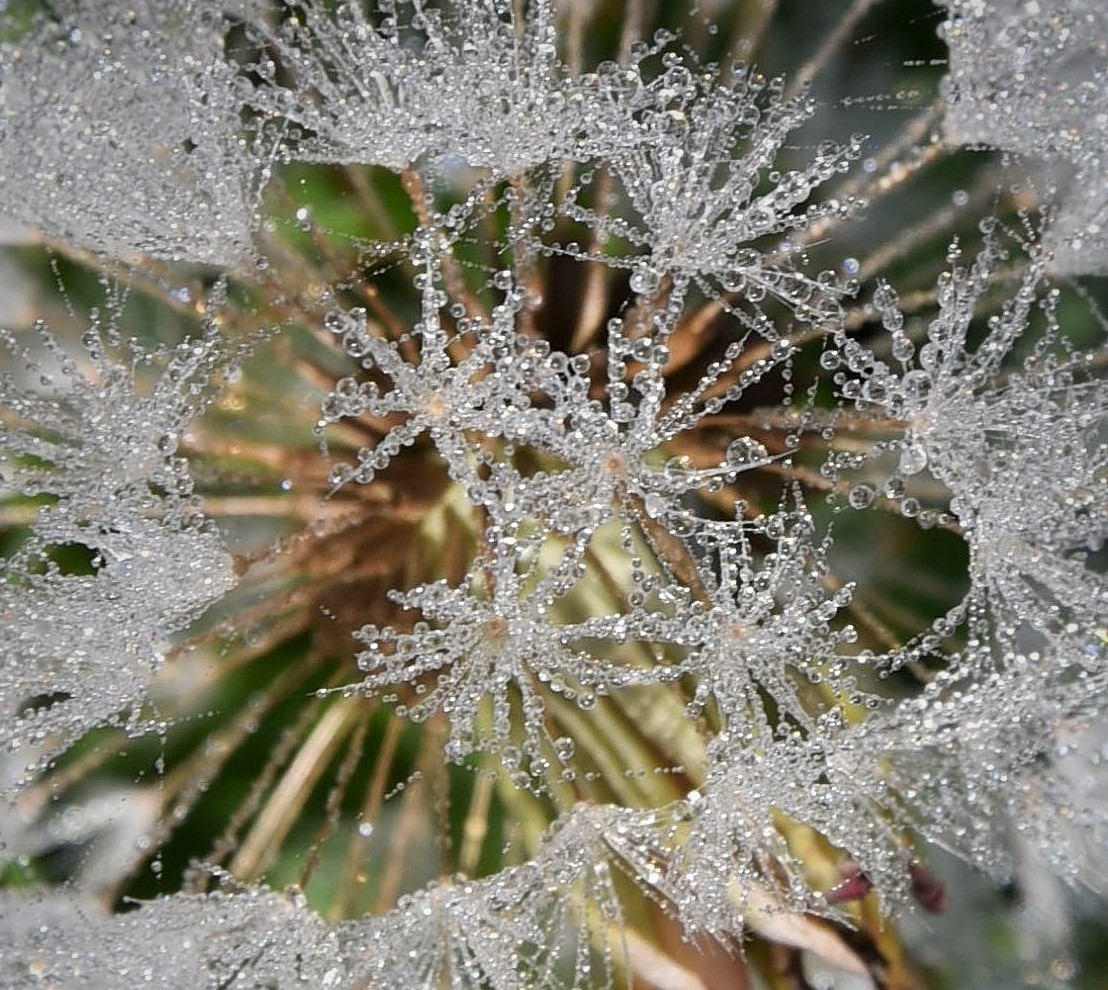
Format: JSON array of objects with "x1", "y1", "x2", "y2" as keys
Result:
[{"x1": 0, "y1": 1, "x2": 1106, "y2": 988}]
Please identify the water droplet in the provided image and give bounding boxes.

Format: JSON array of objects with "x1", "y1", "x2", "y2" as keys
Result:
[
  {"x1": 848, "y1": 483, "x2": 876, "y2": 509},
  {"x1": 726, "y1": 436, "x2": 769, "y2": 468},
  {"x1": 899, "y1": 442, "x2": 928, "y2": 476},
  {"x1": 629, "y1": 265, "x2": 660, "y2": 295}
]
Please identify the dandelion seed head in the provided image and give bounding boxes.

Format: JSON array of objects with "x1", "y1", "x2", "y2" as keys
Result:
[{"x1": 0, "y1": 0, "x2": 1106, "y2": 983}]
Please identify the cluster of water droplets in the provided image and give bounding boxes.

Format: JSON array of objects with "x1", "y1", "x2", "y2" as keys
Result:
[
  {"x1": 316, "y1": 241, "x2": 864, "y2": 797},
  {"x1": 320, "y1": 253, "x2": 595, "y2": 502},
  {"x1": 355, "y1": 542, "x2": 684, "y2": 774},
  {"x1": 0, "y1": 2, "x2": 270, "y2": 265},
  {"x1": 0, "y1": 0, "x2": 1106, "y2": 986},
  {"x1": 808, "y1": 220, "x2": 1108, "y2": 909},
  {"x1": 560, "y1": 52, "x2": 863, "y2": 327},
  {"x1": 0, "y1": 313, "x2": 238, "y2": 770},
  {"x1": 1, "y1": 803, "x2": 742, "y2": 989},
  {"x1": 0, "y1": 886, "x2": 344, "y2": 989},
  {"x1": 240, "y1": 0, "x2": 621, "y2": 177},
  {"x1": 939, "y1": 0, "x2": 1108, "y2": 273},
  {"x1": 831, "y1": 230, "x2": 1107, "y2": 663}
]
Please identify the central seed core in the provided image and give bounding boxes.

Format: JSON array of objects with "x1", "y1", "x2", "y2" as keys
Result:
[
  {"x1": 424, "y1": 394, "x2": 448, "y2": 419},
  {"x1": 604, "y1": 451, "x2": 626, "y2": 476}
]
